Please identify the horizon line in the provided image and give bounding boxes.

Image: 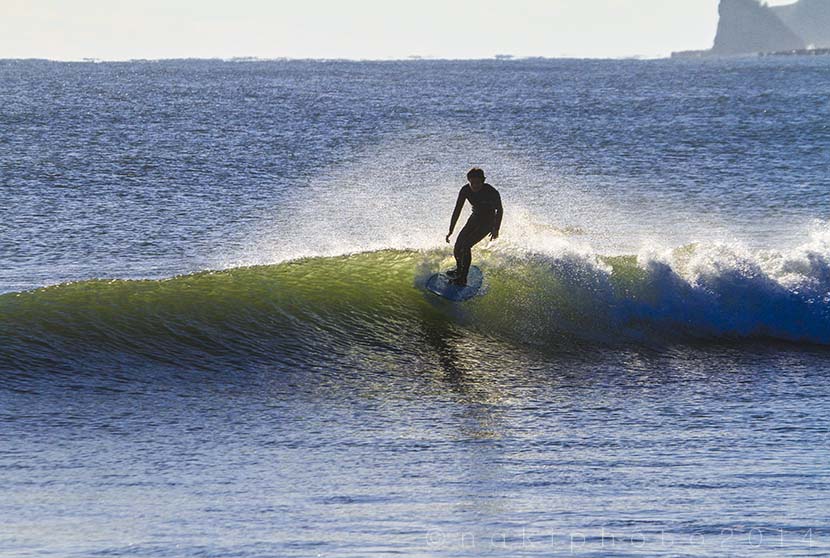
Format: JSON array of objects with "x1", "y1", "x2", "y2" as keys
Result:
[{"x1": 0, "y1": 53, "x2": 679, "y2": 64}]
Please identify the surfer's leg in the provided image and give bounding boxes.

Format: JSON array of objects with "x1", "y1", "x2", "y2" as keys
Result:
[
  {"x1": 453, "y1": 219, "x2": 491, "y2": 284},
  {"x1": 453, "y1": 228, "x2": 473, "y2": 282}
]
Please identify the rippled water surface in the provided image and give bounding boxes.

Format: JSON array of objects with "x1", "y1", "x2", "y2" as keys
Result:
[{"x1": 1, "y1": 57, "x2": 830, "y2": 557}]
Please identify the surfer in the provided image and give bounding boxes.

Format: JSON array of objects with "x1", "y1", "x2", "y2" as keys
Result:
[{"x1": 445, "y1": 168, "x2": 503, "y2": 286}]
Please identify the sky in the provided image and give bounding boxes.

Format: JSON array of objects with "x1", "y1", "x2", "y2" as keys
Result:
[{"x1": 0, "y1": 0, "x2": 799, "y2": 61}]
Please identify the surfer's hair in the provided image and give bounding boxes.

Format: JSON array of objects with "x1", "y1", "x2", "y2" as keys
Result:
[{"x1": 467, "y1": 167, "x2": 485, "y2": 182}]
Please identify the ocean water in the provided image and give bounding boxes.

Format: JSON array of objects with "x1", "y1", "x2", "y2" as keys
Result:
[{"x1": 2, "y1": 57, "x2": 830, "y2": 557}]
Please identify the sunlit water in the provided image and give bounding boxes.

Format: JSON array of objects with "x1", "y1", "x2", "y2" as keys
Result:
[{"x1": 1, "y1": 57, "x2": 830, "y2": 557}]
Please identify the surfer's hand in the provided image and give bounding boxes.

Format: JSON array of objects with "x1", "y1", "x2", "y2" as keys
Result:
[
  {"x1": 445, "y1": 233, "x2": 451, "y2": 244},
  {"x1": 489, "y1": 231, "x2": 499, "y2": 241}
]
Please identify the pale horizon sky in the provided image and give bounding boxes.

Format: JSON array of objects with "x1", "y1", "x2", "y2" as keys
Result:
[{"x1": 1, "y1": 0, "x2": 799, "y2": 61}]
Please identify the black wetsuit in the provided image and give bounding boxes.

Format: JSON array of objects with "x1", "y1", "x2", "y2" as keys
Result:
[{"x1": 448, "y1": 183, "x2": 503, "y2": 282}]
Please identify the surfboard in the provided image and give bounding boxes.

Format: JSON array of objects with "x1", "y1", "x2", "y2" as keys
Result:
[{"x1": 426, "y1": 266, "x2": 484, "y2": 301}]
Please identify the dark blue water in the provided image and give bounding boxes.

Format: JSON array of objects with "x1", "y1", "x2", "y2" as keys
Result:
[{"x1": 2, "y1": 57, "x2": 830, "y2": 557}]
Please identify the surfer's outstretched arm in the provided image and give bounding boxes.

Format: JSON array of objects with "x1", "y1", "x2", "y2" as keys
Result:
[{"x1": 446, "y1": 188, "x2": 467, "y2": 243}]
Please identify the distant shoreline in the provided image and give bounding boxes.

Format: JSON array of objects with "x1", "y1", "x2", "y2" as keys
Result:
[
  {"x1": 3, "y1": 50, "x2": 830, "y2": 64},
  {"x1": 0, "y1": 55, "x2": 667, "y2": 64},
  {"x1": 672, "y1": 46, "x2": 830, "y2": 58}
]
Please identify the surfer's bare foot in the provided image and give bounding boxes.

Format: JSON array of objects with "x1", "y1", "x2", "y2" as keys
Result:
[
  {"x1": 449, "y1": 277, "x2": 467, "y2": 287},
  {"x1": 445, "y1": 269, "x2": 459, "y2": 278}
]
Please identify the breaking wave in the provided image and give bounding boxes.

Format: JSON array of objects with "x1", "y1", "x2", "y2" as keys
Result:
[{"x1": 3, "y1": 228, "x2": 830, "y2": 374}]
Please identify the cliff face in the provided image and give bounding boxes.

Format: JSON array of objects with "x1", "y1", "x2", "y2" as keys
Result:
[
  {"x1": 772, "y1": 0, "x2": 830, "y2": 48},
  {"x1": 711, "y1": 0, "x2": 806, "y2": 55}
]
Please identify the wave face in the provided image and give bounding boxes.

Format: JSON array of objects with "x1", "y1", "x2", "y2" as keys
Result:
[{"x1": 4, "y1": 236, "x2": 830, "y2": 374}]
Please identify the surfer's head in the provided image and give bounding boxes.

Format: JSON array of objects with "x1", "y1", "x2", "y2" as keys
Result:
[{"x1": 467, "y1": 167, "x2": 485, "y2": 191}]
